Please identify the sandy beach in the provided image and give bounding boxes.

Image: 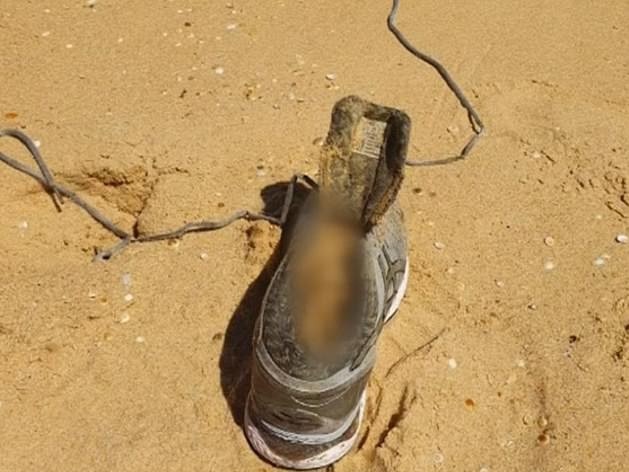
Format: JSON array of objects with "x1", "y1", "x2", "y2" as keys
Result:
[{"x1": 1, "y1": 1, "x2": 628, "y2": 471}]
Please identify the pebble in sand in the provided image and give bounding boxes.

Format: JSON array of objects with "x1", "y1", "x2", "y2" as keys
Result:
[
  {"x1": 121, "y1": 273, "x2": 132, "y2": 288},
  {"x1": 544, "y1": 261, "x2": 555, "y2": 271},
  {"x1": 593, "y1": 255, "x2": 610, "y2": 267}
]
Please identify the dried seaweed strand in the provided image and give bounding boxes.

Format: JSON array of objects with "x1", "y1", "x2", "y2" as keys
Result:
[
  {"x1": 1, "y1": 129, "x2": 311, "y2": 261},
  {"x1": 388, "y1": 0, "x2": 485, "y2": 166}
]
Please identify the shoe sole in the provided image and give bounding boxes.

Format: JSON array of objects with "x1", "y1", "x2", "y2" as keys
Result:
[
  {"x1": 244, "y1": 391, "x2": 366, "y2": 470},
  {"x1": 245, "y1": 261, "x2": 409, "y2": 469}
]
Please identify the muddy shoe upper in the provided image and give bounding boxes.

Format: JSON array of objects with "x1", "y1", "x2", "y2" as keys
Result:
[{"x1": 245, "y1": 96, "x2": 411, "y2": 470}]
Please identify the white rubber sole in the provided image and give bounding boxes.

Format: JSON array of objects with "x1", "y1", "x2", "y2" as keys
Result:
[
  {"x1": 384, "y1": 258, "x2": 409, "y2": 323},
  {"x1": 245, "y1": 392, "x2": 366, "y2": 470}
]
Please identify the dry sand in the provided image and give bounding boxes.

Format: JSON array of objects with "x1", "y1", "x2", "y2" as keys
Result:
[{"x1": 1, "y1": 1, "x2": 628, "y2": 471}]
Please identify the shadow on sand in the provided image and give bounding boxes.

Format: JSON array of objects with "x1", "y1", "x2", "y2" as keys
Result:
[{"x1": 219, "y1": 179, "x2": 310, "y2": 428}]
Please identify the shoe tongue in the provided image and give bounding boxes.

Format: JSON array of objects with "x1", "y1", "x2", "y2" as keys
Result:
[
  {"x1": 319, "y1": 97, "x2": 408, "y2": 229},
  {"x1": 359, "y1": 116, "x2": 408, "y2": 227}
]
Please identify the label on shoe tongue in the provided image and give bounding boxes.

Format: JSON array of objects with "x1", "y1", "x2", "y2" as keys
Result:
[{"x1": 352, "y1": 118, "x2": 387, "y2": 160}]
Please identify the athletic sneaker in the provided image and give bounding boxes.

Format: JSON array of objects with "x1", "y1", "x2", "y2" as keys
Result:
[{"x1": 245, "y1": 96, "x2": 411, "y2": 469}]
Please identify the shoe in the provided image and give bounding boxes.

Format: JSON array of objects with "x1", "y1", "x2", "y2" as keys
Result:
[{"x1": 245, "y1": 96, "x2": 411, "y2": 469}]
